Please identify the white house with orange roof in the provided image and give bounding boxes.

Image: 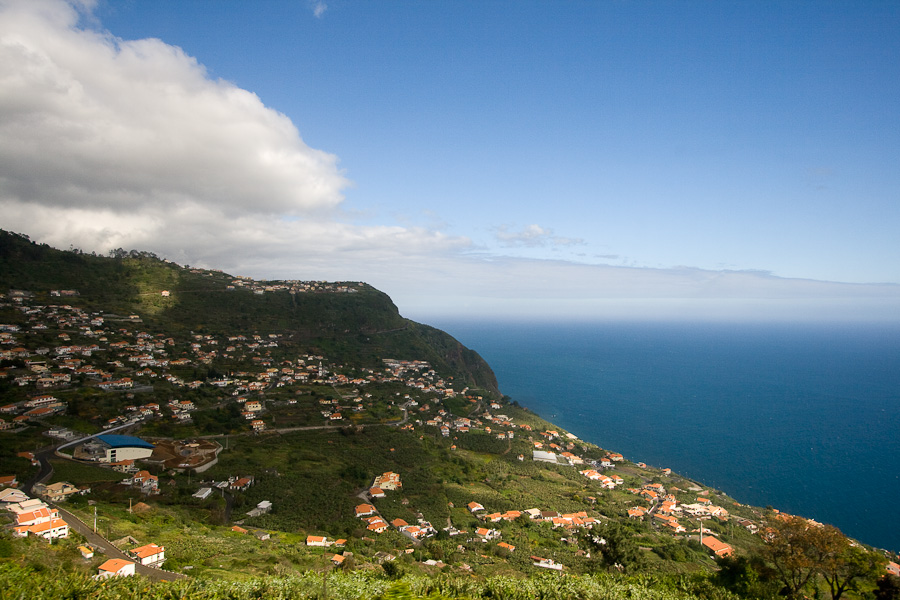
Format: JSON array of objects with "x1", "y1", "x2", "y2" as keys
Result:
[
  {"x1": 701, "y1": 536, "x2": 734, "y2": 557},
  {"x1": 14, "y1": 505, "x2": 58, "y2": 528},
  {"x1": 96, "y1": 559, "x2": 136, "y2": 578},
  {"x1": 130, "y1": 543, "x2": 165, "y2": 566},
  {"x1": 306, "y1": 535, "x2": 330, "y2": 547},
  {"x1": 373, "y1": 471, "x2": 401, "y2": 491},
  {"x1": 17, "y1": 518, "x2": 69, "y2": 540}
]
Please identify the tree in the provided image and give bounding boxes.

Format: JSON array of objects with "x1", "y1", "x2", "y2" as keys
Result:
[
  {"x1": 716, "y1": 554, "x2": 780, "y2": 599},
  {"x1": 817, "y1": 525, "x2": 887, "y2": 600},
  {"x1": 585, "y1": 522, "x2": 644, "y2": 573},
  {"x1": 763, "y1": 515, "x2": 822, "y2": 598},
  {"x1": 876, "y1": 575, "x2": 900, "y2": 600}
]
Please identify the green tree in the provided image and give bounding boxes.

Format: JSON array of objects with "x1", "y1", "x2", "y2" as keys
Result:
[
  {"x1": 876, "y1": 575, "x2": 900, "y2": 600},
  {"x1": 763, "y1": 515, "x2": 822, "y2": 599},
  {"x1": 586, "y1": 522, "x2": 644, "y2": 573},
  {"x1": 817, "y1": 525, "x2": 887, "y2": 600},
  {"x1": 715, "y1": 554, "x2": 780, "y2": 599}
]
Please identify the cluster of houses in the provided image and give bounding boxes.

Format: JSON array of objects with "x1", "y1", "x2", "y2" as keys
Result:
[
  {"x1": 95, "y1": 543, "x2": 166, "y2": 579},
  {"x1": 193, "y1": 475, "x2": 256, "y2": 501},
  {"x1": 4, "y1": 492, "x2": 69, "y2": 541},
  {"x1": 353, "y1": 501, "x2": 437, "y2": 541},
  {"x1": 226, "y1": 277, "x2": 362, "y2": 296},
  {"x1": 0, "y1": 287, "x2": 478, "y2": 439},
  {"x1": 468, "y1": 501, "x2": 602, "y2": 535}
]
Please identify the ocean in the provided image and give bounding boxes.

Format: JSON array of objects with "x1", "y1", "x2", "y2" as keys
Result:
[{"x1": 430, "y1": 319, "x2": 900, "y2": 552}]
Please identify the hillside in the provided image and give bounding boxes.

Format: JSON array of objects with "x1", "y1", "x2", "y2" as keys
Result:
[
  {"x1": 0, "y1": 230, "x2": 498, "y2": 395},
  {"x1": 0, "y1": 230, "x2": 895, "y2": 600}
]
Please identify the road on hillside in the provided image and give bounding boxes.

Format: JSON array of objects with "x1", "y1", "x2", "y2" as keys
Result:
[
  {"x1": 55, "y1": 506, "x2": 184, "y2": 582},
  {"x1": 21, "y1": 444, "x2": 58, "y2": 496},
  {"x1": 191, "y1": 405, "x2": 410, "y2": 440}
]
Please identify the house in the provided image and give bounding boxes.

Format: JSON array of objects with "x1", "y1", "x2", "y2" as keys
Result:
[
  {"x1": 373, "y1": 471, "x2": 401, "y2": 490},
  {"x1": 15, "y1": 505, "x2": 58, "y2": 527},
  {"x1": 231, "y1": 525, "x2": 248, "y2": 534},
  {"x1": 368, "y1": 487, "x2": 385, "y2": 498},
  {"x1": 532, "y1": 556, "x2": 563, "y2": 570},
  {"x1": 109, "y1": 459, "x2": 136, "y2": 473},
  {"x1": 497, "y1": 542, "x2": 516, "y2": 552},
  {"x1": 365, "y1": 517, "x2": 389, "y2": 533},
  {"x1": 0, "y1": 475, "x2": 17, "y2": 488},
  {"x1": 306, "y1": 535, "x2": 329, "y2": 547},
  {"x1": 96, "y1": 559, "x2": 136, "y2": 578},
  {"x1": 78, "y1": 545, "x2": 94, "y2": 559},
  {"x1": 355, "y1": 503, "x2": 376, "y2": 517},
  {"x1": 21, "y1": 518, "x2": 69, "y2": 540},
  {"x1": 8, "y1": 498, "x2": 47, "y2": 515},
  {"x1": 702, "y1": 536, "x2": 734, "y2": 557},
  {"x1": 39, "y1": 481, "x2": 79, "y2": 502},
  {"x1": 229, "y1": 476, "x2": 253, "y2": 491},
  {"x1": 0, "y1": 488, "x2": 29, "y2": 504},
  {"x1": 475, "y1": 527, "x2": 500, "y2": 541},
  {"x1": 467, "y1": 501, "x2": 484, "y2": 513},
  {"x1": 130, "y1": 543, "x2": 165, "y2": 567},
  {"x1": 192, "y1": 487, "x2": 213, "y2": 500},
  {"x1": 251, "y1": 419, "x2": 265, "y2": 432},
  {"x1": 131, "y1": 470, "x2": 159, "y2": 493}
]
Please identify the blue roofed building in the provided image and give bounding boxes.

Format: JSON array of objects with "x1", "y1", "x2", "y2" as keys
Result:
[{"x1": 95, "y1": 434, "x2": 155, "y2": 463}]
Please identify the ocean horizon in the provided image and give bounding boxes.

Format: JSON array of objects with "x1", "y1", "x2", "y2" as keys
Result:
[{"x1": 431, "y1": 319, "x2": 900, "y2": 552}]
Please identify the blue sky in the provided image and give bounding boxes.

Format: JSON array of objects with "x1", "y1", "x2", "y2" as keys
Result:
[{"x1": 2, "y1": 0, "x2": 899, "y2": 322}]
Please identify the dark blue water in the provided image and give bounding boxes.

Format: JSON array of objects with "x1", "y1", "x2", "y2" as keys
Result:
[{"x1": 431, "y1": 320, "x2": 900, "y2": 552}]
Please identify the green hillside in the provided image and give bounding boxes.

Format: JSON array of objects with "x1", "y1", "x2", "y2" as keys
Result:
[
  {"x1": 0, "y1": 230, "x2": 498, "y2": 394},
  {"x1": 0, "y1": 230, "x2": 895, "y2": 600}
]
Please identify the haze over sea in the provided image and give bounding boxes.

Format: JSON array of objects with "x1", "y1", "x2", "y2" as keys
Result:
[{"x1": 433, "y1": 320, "x2": 900, "y2": 552}]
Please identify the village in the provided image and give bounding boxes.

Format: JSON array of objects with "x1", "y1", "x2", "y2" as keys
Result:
[{"x1": 1, "y1": 281, "x2": 887, "y2": 581}]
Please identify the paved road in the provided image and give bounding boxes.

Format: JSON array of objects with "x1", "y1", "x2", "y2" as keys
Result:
[
  {"x1": 55, "y1": 506, "x2": 184, "y2": 582},
  {"x1": 21, "y1": 444, "x2": 57, "y2": 496},
  {"x1": 23, "y1": 440, "x2": 185, "y2": 582}
]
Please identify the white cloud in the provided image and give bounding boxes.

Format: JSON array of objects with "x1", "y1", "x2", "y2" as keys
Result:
[
  {"x1": 1, "y1": 0, "x2": 897, "y2": 326},
  {"x1": 0, "y1": 0, "x2": 470, "y2": 276},
  {"x1": 0, "y1": 0, "x2": 346, "y2": 219},
  {"x1": 494, "y1": 224, "x2": 585, "y2": 248},
  {"x1": 311, "y1": 2, "x2": 328, "y2": 18}
]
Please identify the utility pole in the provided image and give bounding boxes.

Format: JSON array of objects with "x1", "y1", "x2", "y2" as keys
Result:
[{"x1": 93, "y1": 505, "x2": 97, "y2": 533}]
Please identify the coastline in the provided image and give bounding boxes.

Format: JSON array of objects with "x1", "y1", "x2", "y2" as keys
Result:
[{"x1": 433, "y1": 319, "x2": 900, "y2": 552}]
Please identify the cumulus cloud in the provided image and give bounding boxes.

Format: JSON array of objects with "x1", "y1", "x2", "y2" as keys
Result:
[
  {"x1": 0, "y1": 0, "x2": 346, "y2": 220},
  {"x1": 1, "y1": 0, "x2": 897, "y2": 325},
  {"x1": 493, "y1": 224, "x2": 585, "y2": 248},
  {"x1": 311, "y1": 1, "x2": 328, "y2": 18},
  {"x1": 0, "y1": 0, "x2": 469, "y2": 273}
]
